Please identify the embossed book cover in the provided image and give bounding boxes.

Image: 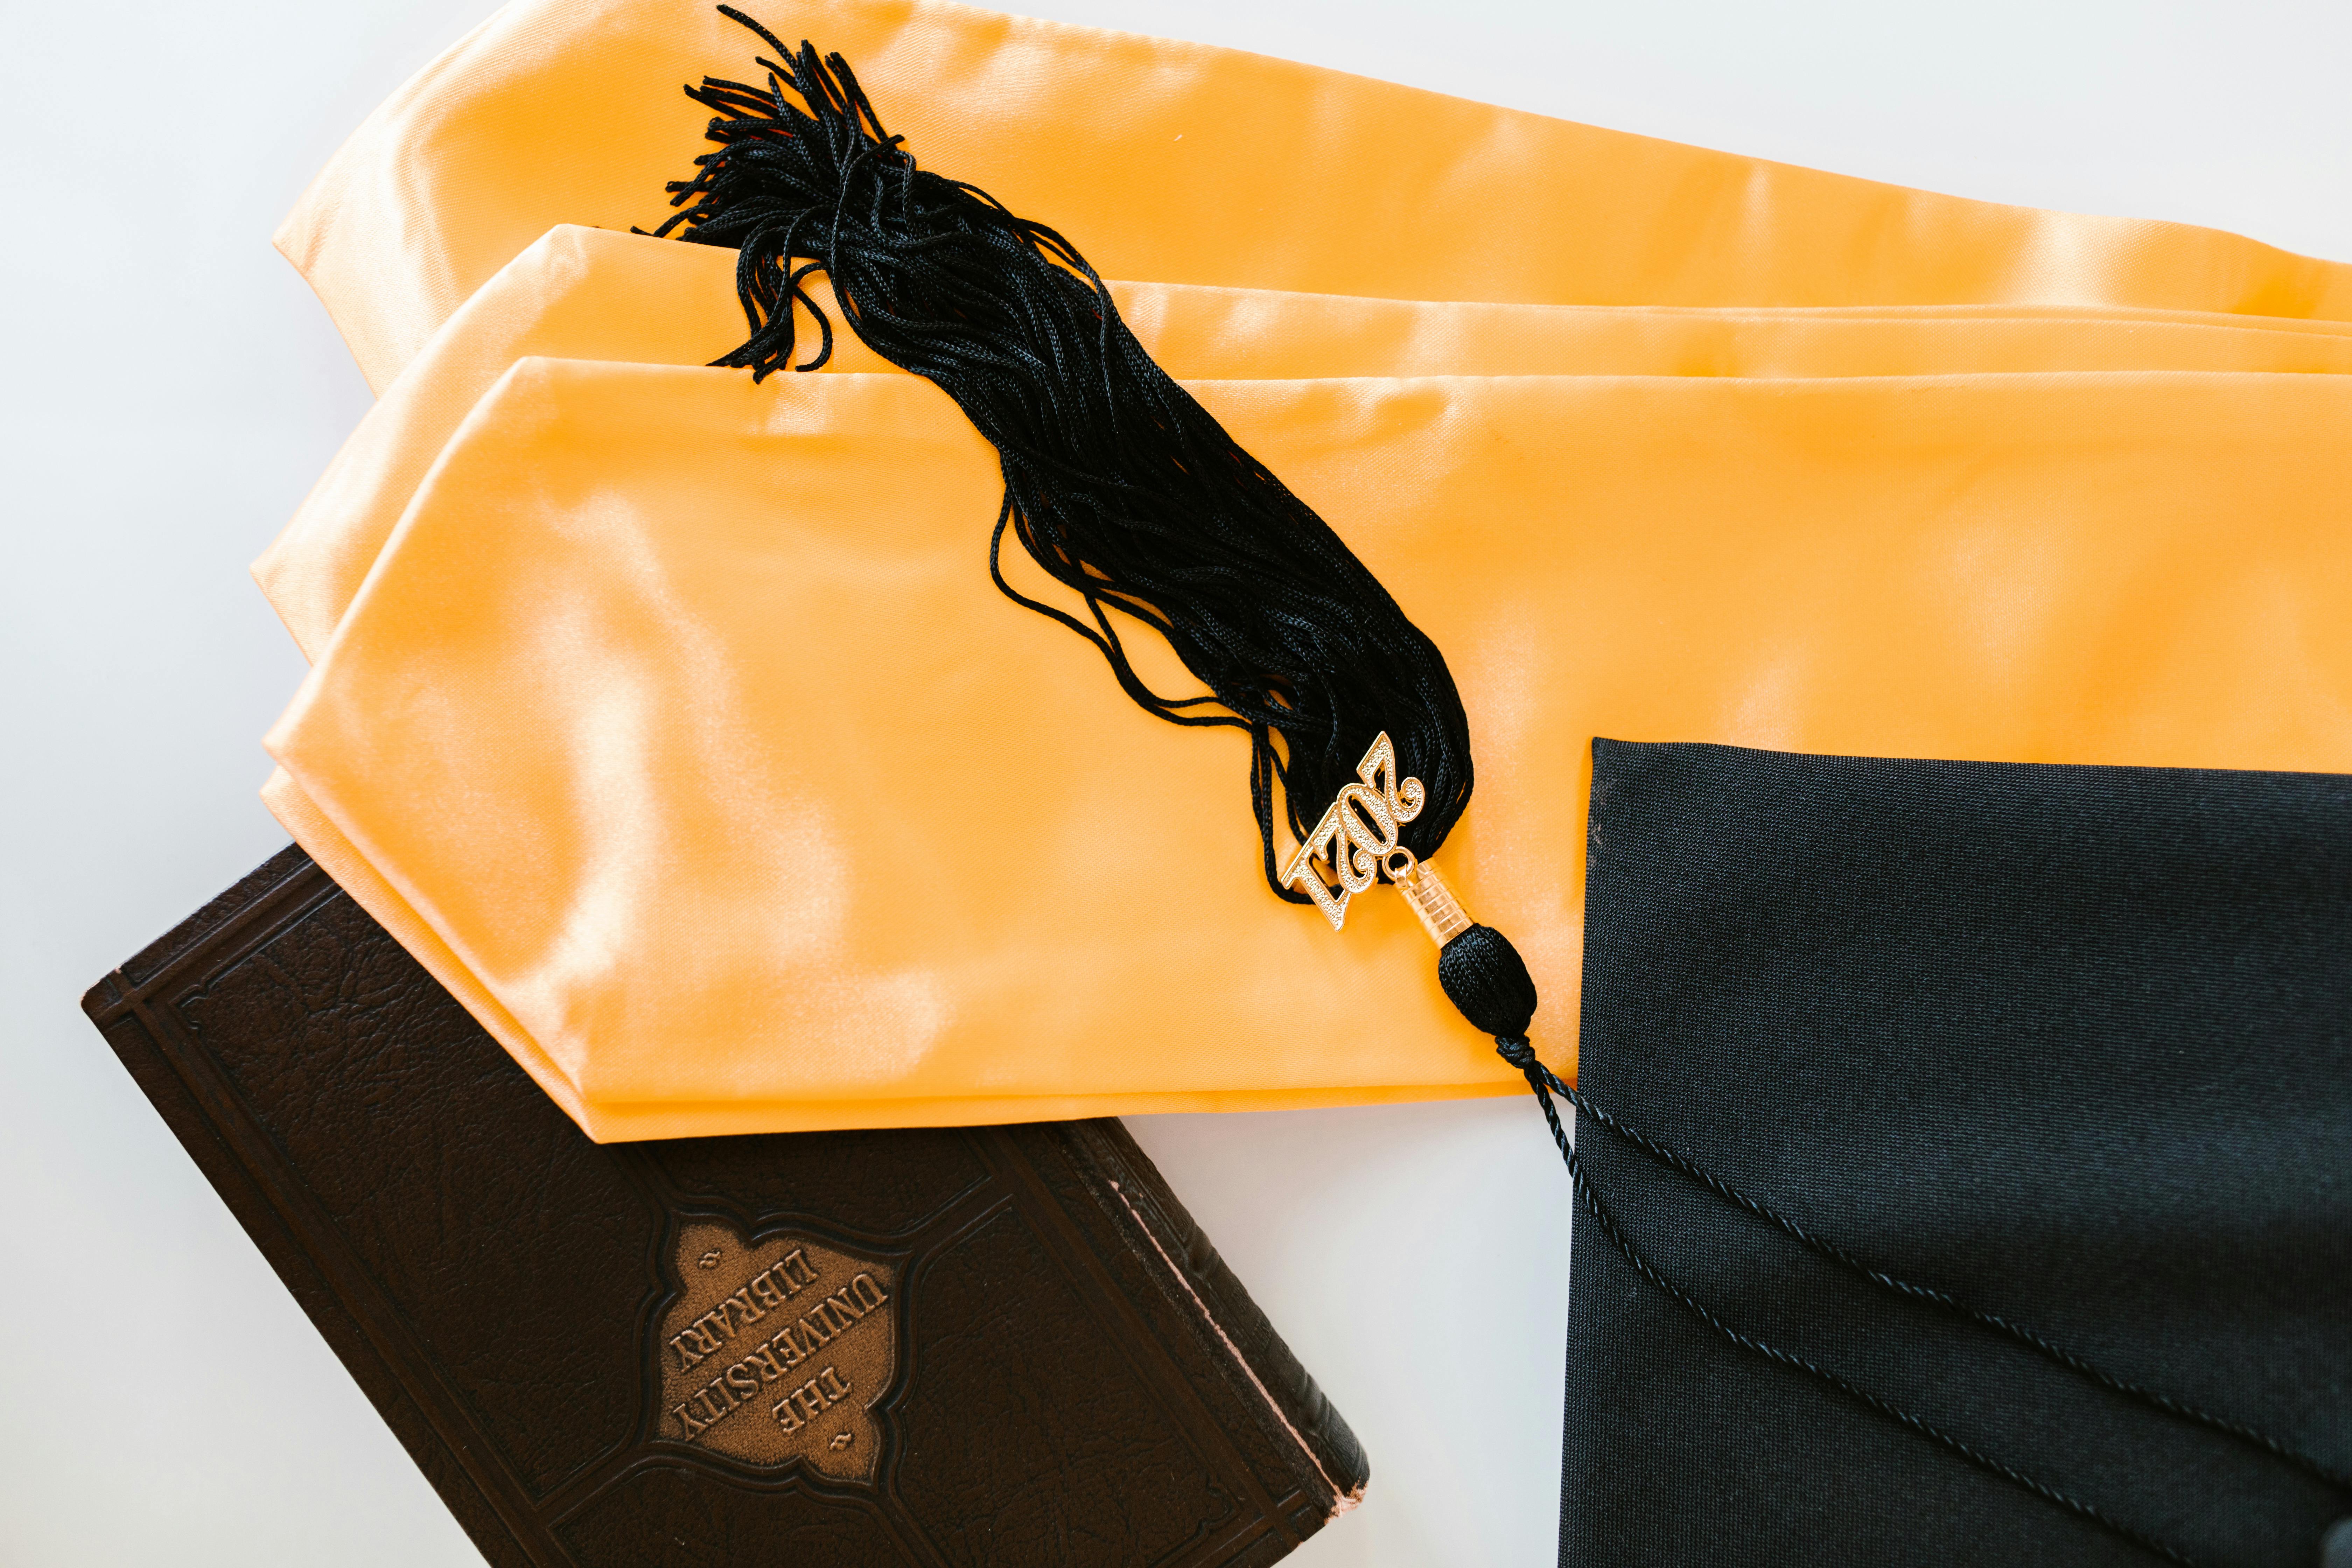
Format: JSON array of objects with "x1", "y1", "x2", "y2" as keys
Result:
[{"x1": 83, "y1": 847, "x2": 1366, "y2": 1567}]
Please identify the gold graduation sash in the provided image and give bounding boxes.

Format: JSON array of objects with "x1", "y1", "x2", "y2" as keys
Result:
[
  {"x1": 266, "y1": 357, "x2": 2352, "y2": 1139},
  {"x1": 257, "y1": 0, "x2": 2352, "y2": 1139},
  {"x1": 258, "y1": 225, "x2": 2352, "y2": 665},
  {"x1": 281, "y1": 0, "x2": 2352, "y2": 395}
]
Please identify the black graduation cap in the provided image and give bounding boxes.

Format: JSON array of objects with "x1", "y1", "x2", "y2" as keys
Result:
[{"x1": 1558, "y1": 741, "x2": 2352, "y2": 1567}]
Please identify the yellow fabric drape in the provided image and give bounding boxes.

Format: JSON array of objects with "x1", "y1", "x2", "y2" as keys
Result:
[
  {"x1": 266, "y1": 359, "x2": 2352, "y2": 1141},
  {"x1": 282, "y1": 0, "x2": 2352, "y2": 395},
  {"x1": 262, "y1": 0, "x2": 2352, "y2": 1141},
  {"x1": 258, "y1": 224, "x2": 2352, "y2": 666}
]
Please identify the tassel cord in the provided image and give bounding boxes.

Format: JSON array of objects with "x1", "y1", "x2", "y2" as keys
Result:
[
  {"x1": 1502, "y1": 1039, "x2": 2352, "y2": 1567},
  {"x1": 1441, "y1": 933, "x2": 2321, "y2": 1501},
  {"x1": 1500, "y1": 1040, "x2": 2213, "y2": 1568},
  {"x1": 652, "y1": 10, "x2": 1475, "y2": 902},
  {"x1": 1496, "y1": 1041, "x2": 2352, "y2": 1494}
]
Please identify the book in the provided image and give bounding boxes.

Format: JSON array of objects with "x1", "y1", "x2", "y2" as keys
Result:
[{"x1": 83, "y1": 846, "x2": 1366, "y2": 1567}]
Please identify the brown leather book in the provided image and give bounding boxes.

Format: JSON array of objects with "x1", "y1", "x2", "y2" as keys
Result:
[{"x1": 82, "y1": 846, "x2": 1366, "y2": 1567}]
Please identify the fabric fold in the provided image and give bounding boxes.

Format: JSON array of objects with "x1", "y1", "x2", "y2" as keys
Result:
[
  {"x1": 279, "y1": 0, "x2": 2352, "y2": 393},
  {"x1": 265, "y1": 357, "x2": 2352, "y2": 1140},
  {"x1": 259, "y1": 223, "x2": 2352, "y2": 665}
]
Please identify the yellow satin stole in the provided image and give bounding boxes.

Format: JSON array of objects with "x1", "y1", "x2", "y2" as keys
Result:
[
  {"x1": 258, "y1": 226, "x2": 2352, "y2": 666},
  {"x1": 265, "y1": 0, "x2": 2352, "y2": 1141},
  {"x1": 284, "y1": 0, "x2": 2352, "y2": 393}
]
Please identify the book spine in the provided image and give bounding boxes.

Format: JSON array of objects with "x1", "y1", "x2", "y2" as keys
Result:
[
  {"x1": 1059, "y1": 1120, "x2": 1370, "y2": 1517},
  {"x1": 80, "y1": 853, "x2": 555, "y2": 1568}
]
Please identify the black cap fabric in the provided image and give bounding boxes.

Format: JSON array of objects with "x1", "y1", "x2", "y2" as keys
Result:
[{"x1": 1560, "y1": 740, "x2": 2352, "y2": 1567}]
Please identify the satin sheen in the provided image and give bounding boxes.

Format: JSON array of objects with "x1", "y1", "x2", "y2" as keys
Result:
[
  {"x1": 267, "y1": 360, "x2": 2352, "y2": 1140},
  {"x1": 263, "y1": 0, "x2": 2352, "y2": 1140},
  {"x1": 280, "y1": 0, "x2": 2352, "y2": 395},
  {"x1": 258, "y1": 226, "x2": 2352, "y2": 666}
]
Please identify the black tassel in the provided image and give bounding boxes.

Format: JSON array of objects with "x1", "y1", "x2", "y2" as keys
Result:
[{"x1": 649, "y1": 8, "x2": 1474, "y2": 904}]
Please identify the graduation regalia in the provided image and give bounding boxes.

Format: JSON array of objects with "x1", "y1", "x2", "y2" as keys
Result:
[{"x1": 258, "y1": 2, "x2": 2352, "y2": 1560}]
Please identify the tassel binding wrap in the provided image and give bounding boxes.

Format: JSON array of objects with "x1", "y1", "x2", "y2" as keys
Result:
[{"x1": 1436, "y1": 924, "x2": 1540, "y2": 1044}]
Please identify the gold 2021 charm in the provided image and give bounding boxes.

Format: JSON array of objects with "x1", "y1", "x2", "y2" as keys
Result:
[{"x1": 1279, "y1": 733, "x2": 1471, "y2": 944}]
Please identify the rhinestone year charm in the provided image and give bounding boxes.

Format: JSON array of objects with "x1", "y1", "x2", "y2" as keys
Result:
[{"x1": 1278, "y1": 733, "x2": 1473, "y2": 943}]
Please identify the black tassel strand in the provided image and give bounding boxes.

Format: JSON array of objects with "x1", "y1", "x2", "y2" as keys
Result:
[{"x1": 650, "y1": 6, "x2": 1472, "y2": 904}]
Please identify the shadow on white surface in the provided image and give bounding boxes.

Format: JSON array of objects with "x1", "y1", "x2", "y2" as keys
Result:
[{"x1": 1128, "y1": 1099, "x2": 1576, "y2": 1567}]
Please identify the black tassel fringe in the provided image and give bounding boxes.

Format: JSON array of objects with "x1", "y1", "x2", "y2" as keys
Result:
[{"x1": 649, "y1": 7, "x2": 1474, "y2": 899}]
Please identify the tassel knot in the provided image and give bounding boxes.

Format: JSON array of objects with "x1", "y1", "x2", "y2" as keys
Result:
[{"x1": 1494, "y1": 1037, "x2": 1540, "y2": 1072}]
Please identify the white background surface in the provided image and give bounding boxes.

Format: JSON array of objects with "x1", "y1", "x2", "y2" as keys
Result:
[{"x1": 2, "y1": 2, "x2": 2346, "y2": 1564}]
